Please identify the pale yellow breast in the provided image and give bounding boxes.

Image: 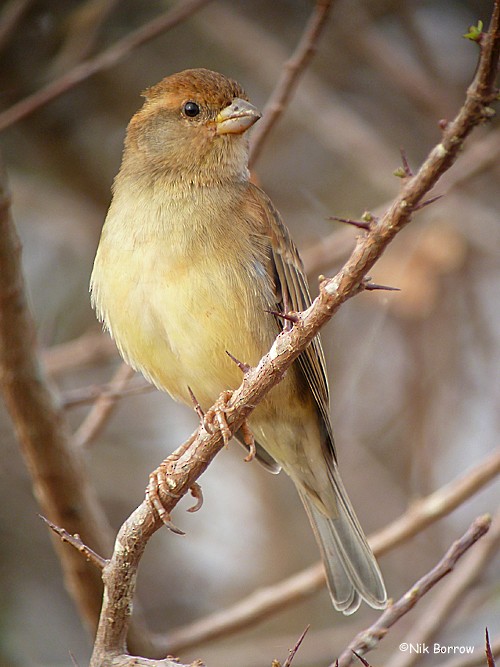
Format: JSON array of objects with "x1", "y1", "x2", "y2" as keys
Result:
[{"x1": 91, "y1": 182, "x2": 276, "y2": 409}]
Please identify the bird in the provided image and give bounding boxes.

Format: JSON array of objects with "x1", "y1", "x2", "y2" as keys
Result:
[{"x1": 90, "y1": 68, "x2": 387, "y2": 614}]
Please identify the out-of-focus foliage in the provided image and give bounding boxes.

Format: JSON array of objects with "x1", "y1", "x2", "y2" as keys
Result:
[{"x1": 0, "y1": 1, "x2": 498, "y2": 666}]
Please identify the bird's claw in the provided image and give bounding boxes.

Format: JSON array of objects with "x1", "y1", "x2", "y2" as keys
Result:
[
  {"x1": 204, "y1": 390, "x2": 233, "y2": 446},
  {"x1": 146, "y1": 463, "x2": 185, "y2": 535},
  {"x1": 187, "y1": 482, "x2": 204, "y2": 512},
  {"x1": 240, "y1": 420, "x2": 256, "y2": 462}
]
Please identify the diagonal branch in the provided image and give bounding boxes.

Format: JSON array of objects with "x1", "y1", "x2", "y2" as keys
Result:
[
  {"x1": 248, "y1": 0, "x2": 334, "y2": 168},
  {"x1": 88, "y1": 7, "x2": 500, "y2": 664},
  {"x1": 0, "y1": 0, "x2": 212, "y2": 132},
  {"x1": 0, "y1": 156, "x2": 114, "y2": 631},
  {"x1": 386, "y1": 512, "x2": 500, "y2": 667}
]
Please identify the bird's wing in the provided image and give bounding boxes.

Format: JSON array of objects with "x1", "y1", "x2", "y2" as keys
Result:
[{"x1": 245, "y1": 183, "x2": 335, "y2": 461}]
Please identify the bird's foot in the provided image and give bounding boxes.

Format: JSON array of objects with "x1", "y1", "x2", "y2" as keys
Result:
[
  {"x1": 146, "y1": 463, "x2": 185, "y2": 534},
  {"x1": 146, "y1": 434, "x2": 204, "y2": 532},
  {"x1": 203, "y1": 390, "x2": 233, "y2": 446}
]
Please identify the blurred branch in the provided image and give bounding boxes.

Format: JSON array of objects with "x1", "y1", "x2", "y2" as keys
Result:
[
  {"x1": 341, "y1": 2, "x2": 454, "y2": 119},
  {"x1": 0, "y1": 155, "x2": 114, "y2": 632},
  {"x1": 42, "y1": 328, "x2": 117, "y2": 377},
  {"x1": 441, "y1": 636, "x2": 500, "y2": 667},
  {"x1": 249, "y1": 0, "x2": 334, "y2": 168},
  {"x1": 48, "y1": 0, "x2": 121, "y2": 76},
  {"x1": 335, "y1": 515, "x2": 492, "y2": 667},
  {"x1": 0, "y1": 0, "x2": 33, "y2": 54},
  {"x1": 61, "y1": 371, "x2": 151, "y2": 410},
  {"x1": 164, "y1": 448, "x2": 500, "y2": 654},
  {"x1": 387, "y1": 511, "x2": 500, "y2": 667},
  {"x1": 397, "y1": 4, "x2": 444, "y2": 83},
  {"x1": 199, "y1": 2, "x2": 398, "y2": 193},
  {"x1": 90, "y1": 9, "x2": 500, "y2": 662},
  {"x1": 0, "y1": 0, "x2": 213, "y2": 131},
  {"x1": 72, "y1": 362, "x2": 137, "y2": 448}
]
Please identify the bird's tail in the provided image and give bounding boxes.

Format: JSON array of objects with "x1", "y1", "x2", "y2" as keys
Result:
[{"x1": 298, "y1": 467, "x2": 387, "y2": 614}]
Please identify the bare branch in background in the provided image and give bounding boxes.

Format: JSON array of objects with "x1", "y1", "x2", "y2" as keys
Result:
[
  {"x1": 42, "y1": 329, "x2": 117, "y2": 377},
  {"x1": 0, "y1": 0, "x2": 33, "y2": 53},
  {"x1": 72, "y1": 363, "x2": 136, "y2": 448},
  {"x1": 0, "y1": 0, "x2": 213, "y2": 131},
  {"x1": 0, "y1": 156, "x2": 114, "y2": 632},
  {"x1": 249, "y1": 0, "x2": 334, "y2": 168},
  {"x1": 335, "y1": 515, "x2": 492, "y2": 667},
  {"x1": 387, "y1": 512, "x2": 500, "y2": 667}
]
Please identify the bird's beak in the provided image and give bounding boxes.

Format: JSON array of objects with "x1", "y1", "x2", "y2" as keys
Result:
[{"x1": 215, "y1": 98, "x2": 261, "y2": 135}]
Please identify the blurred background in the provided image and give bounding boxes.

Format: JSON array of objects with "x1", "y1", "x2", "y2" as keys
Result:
[{"x1": 0, "y1": 1, "x2": 499, "y2": 666}]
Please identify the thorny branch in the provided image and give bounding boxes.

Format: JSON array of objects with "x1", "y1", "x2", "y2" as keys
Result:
[{"x1": 88, "y1": 7, "x2": 500, "y2": 665}]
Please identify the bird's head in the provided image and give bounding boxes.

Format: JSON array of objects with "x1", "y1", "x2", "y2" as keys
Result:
[{"x1": 123, "y1": 68, "x2": 261, "y2": 186}]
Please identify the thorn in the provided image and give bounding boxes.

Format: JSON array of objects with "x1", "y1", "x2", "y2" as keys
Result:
[
  {"x1": 265, "y1": 309, "x2": 300, "y2": 323},
  {"x1": 399, "y1": 148, "x2": 414, "y2": 177},
  {"x1": 412, "y1": 194, "x2": 444, "y2": 211},
  {"x1": 485, "y1": 628, "x2": 495, "y2": 667},
  {"x1": 282, "y1": 626, "x2": 310, "y2": 667},
  {"x1": 187, "y1": 482, "x2": 204, "y2": 513},
  {"x1": 352, "y1": 651, "x2": 371, "y2": 667},
  {"x1": 329, "y1": 215, "x2": 370, "y2": 231},
  {"x1": 226, "y1": 350, "x2": 251, "y2": 374},
  {"x1": 187, "y1": 386, "x2": 204, "y2": 421},
  {"x1": 364, "y1": 281, "x2": 401, "y2": 292}
]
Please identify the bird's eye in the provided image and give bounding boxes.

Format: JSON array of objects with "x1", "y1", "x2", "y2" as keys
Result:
[{"x1": 183, "y1": 101, "x2": 200, "y2": 118}]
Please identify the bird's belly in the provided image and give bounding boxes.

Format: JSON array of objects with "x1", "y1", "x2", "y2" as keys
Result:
[{"x1": 96, "y1": 243, "x2": 275, "y2": 410}]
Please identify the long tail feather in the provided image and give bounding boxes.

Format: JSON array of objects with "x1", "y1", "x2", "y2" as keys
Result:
[{"x1": 298, "y1": 469, "x2": 387, "y2": 614}]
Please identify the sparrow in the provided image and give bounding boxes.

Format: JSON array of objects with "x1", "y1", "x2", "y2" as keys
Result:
[{"x1": 90, "y1": 68, "x2": 387, "y2": 614}]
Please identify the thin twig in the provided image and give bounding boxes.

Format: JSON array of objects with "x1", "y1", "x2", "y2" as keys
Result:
[
  {"x1": 0, "y1": 0, "x2": 212, "y2": 131},
  {"x1": 61, "y1": 374, "x2": 151, "y2": 410},
  {"x1": 335, "y1": 515, "x2": 492, "y2": 667},
  {"x1": 386, "y1": 512, "x2": 500, "y2": 667},
  {"x1": 283, "y1": 626, "x2": 310, "y2": 667},
  {"x1": 41, "y1": 329, "x2": 117, "y2": 376},
  {"x1": 72, "y1": 362, "x2": 137, "y2": 448},
  {"x1": 248, "y1": 0, "x2": 334, "y2": 168},
  {"x1": 39, "y1": 514, "x2": 107, "y2": 570}
]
